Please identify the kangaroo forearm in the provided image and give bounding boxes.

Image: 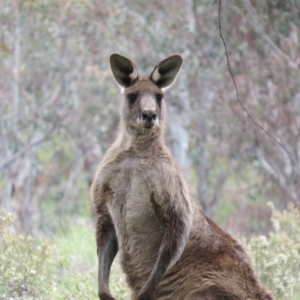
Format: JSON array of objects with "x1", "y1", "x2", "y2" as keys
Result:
[
  {"x1": 98, "y1": 232, "x2": 118, "y2": 288},
  {"x1": 147, "y1": 236, "x2": 178, "y2": 288},
  {"x1": 96, "y1": 214, "x2": 118, "y2": 297},
  {"x1": 139, "y1": 217, "x2": 188, "y2": 296}
]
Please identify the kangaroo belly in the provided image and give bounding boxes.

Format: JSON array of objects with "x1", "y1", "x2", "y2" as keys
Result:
[{"x1": 108, "y1": 166, "x2": 164, "y2": 289}]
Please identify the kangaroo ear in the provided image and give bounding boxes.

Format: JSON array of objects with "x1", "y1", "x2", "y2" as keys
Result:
[
  {"x1": 150, "y1": 55, "x2": 183, "y2": 89},
  {"x1": 110, "y1": 54, "x2": 138, "y2": 88}
]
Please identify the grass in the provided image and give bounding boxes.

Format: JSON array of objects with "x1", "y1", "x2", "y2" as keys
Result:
[
  {"x1": 52, "y1": 220, "x2": 129, "y2": 300},
  {"x1": 0, "y1": 204, "x2": 299, "y2": 299}
]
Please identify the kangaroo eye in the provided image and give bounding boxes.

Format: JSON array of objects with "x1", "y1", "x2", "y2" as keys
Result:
[
  {"x1": 156, "y1": 93, "x2": 163, "y2": 104},
  {"x1": 127, "y1": 93, "x2": 138, "y2": 104}
]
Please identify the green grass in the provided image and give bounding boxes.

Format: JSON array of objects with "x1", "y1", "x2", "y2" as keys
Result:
[
  {"x1": 0, "y1": 205, "x2": 299, "y2": 299},
  {"x1": 52, "y1": 221, "x2": 129, "y2": 300}
]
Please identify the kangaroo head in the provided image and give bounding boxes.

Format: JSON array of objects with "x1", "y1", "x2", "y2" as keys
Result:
[{"x1": 110, "y1": 54, "x2": 182, "y2": 135}]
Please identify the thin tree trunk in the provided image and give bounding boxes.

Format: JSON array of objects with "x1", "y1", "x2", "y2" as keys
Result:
[
  {"x1": 22, "y1": 151, "x2": 34, "y2": 233},
  {"x1": 2, "y1": 171, "x2": 13, "y2": 211},
  {"x1": 168, "y1": 68, "x2": 191, "y2": 178},
  {"x1": 13, "y1": 0, "x2": 20, "y2": 115},
  {"x1": 197, "y1": 116, "x2": 208, "y2": 213}
]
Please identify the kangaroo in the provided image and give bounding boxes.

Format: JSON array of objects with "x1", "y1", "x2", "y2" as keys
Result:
[{"x1": 90, "y1": 54, "x2": 274, "y2": 300}]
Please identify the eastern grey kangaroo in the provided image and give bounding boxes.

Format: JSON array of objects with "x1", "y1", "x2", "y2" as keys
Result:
[{"x1": 91, "y1": 54, "x2": 274, "y2": 300}]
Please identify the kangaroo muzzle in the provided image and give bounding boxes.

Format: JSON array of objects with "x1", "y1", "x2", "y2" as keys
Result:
[{"x1": 142, "y1": 110, "x2": 157, "y2": 128}]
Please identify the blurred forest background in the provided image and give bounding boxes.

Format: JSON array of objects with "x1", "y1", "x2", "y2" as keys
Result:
[{"x1": 0, "y1": 0, "x2": 300, "y2": 299}]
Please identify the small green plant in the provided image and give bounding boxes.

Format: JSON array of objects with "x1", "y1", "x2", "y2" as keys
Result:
[
  {"x1": 1, "y1": 204, "x2": 299, "y2": 299},
  {"x1": 0, "y1": 209, "x2": 63, "y2": 299},
  {"x1": 246, "y1": 203, "x2": 300, "y2": 300},
  {"x1": 0, "y1": 209, "x2": 129, "y2": 299},
  {"x1": 51, "y1": 223, "x2": 129, "y2": 300}
]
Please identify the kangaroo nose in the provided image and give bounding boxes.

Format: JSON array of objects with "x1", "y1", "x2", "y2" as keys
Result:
[{"x1": 142, "y1": 110, "x2": 156, "y2": 122}]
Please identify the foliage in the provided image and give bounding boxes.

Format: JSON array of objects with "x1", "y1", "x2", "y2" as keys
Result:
[
  {"x1": 246, "y1": 203, "x2": 300, "y2": 300},
  {"x1": 1, "y1": 206, "x2": 300, "y2": 299},
  {"x1": 51, "y1": 222, "x2": 130, "y2": 300},
  {"x1": 0, "y1": 209, "x2": 62, "y2": 299},
  {"x1": 0, "y1": 209, "x2": 129, "y2": 300}
]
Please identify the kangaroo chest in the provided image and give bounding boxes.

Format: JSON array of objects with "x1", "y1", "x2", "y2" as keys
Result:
[{"x1": 107, "y1": 157, "x2": 163, "y2": 251}]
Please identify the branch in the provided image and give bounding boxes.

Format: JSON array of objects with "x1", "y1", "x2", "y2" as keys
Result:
[
  {"x1": 240, "y1": 0, "x2": 299, "y2": 71},
  {"x1": 216, "y1": 0, "x2": 296, "y2": 162},
  {"x1": 208, "y1": 173, "x2": 228, "y2": 216},
  {"x1": 0, "y1": 123, "x2": 56, "y2": 172}
]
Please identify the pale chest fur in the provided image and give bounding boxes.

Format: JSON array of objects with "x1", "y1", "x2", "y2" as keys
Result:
[{"x1": 105, "y1": 155, "x2": 164, "y2": 266}]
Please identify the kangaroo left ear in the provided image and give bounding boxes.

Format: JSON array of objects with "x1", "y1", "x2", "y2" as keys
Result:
[
  {"x1": 110, "y1": 53, "x2": 138, "y2": 88},
  {"x1": 150, "y1": 55, "x2": 183, "y2": 89}
]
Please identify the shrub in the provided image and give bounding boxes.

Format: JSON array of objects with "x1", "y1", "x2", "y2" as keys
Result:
[
  {"x1": 246, "y1": 203, "x2": 300, "y2": 299},
  {"x1": 0, "y1": 210, "x2": 129, "y2": 300},
  {"x1": 1, "y1": 204, "x2": 299, "y2": 300},
  {"x1": 0, "y1": 209, "x2": 62, "y2": 299}
]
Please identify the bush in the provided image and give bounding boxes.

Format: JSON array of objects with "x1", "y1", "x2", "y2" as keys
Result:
[
  {"x1": 0, "y1": 209, "x2": 62, "y2": 299},
  {"x1": 1, "y1": 204, "x2": 299, "y2": 299},
  {"x1": 0, "y1": 210, "x2": 129, "y2": 300},
  {"x1": 246, "y1": 203, "x2": 300, "y2": 300}
]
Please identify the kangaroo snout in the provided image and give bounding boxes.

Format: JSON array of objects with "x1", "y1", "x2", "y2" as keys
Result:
[
  {"x1": 142, "y1": 110, "x2": 157, "y2": 122},
  {"x1": 142, "y1": 109, "x2": 157, "y2": 128}
]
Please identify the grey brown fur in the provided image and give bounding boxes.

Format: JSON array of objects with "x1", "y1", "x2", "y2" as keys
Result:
[{"x1": 91, "y1": 54, "x2": 274, "y2": 300}]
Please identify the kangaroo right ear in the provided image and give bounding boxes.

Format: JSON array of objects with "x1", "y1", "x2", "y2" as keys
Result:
[
  {"x1": 110, "y1": 54, "x2": 138, "y2": 88},
  {"x1": 150, "y1": 55, "x2": 182, "y2": 89}
]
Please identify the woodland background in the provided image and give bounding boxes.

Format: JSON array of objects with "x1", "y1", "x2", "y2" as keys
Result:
[{"x1": 0, "y1": 0, "x2": 300, "y2": 299}]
